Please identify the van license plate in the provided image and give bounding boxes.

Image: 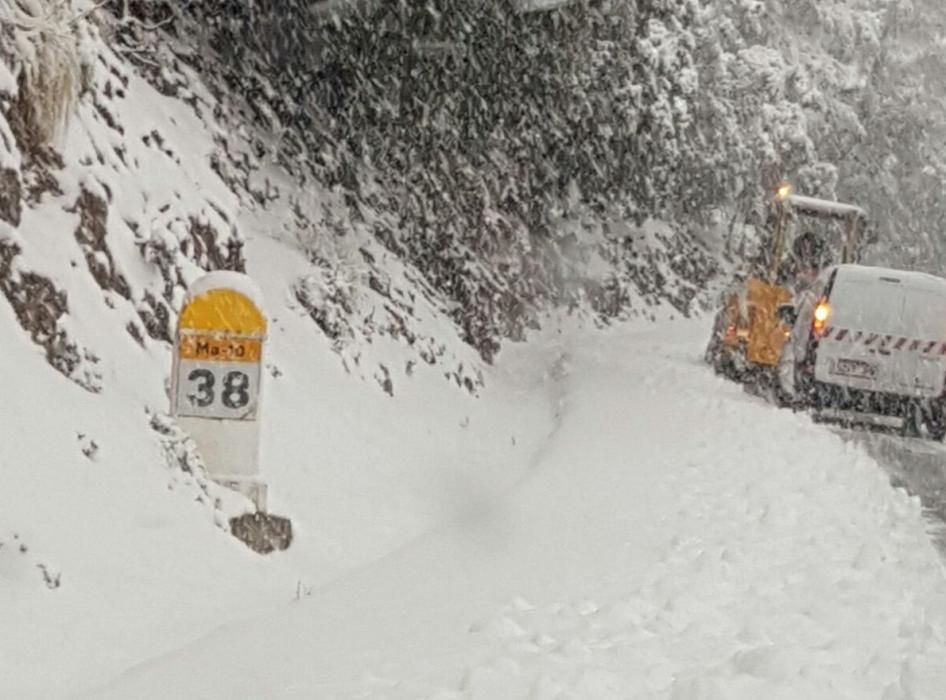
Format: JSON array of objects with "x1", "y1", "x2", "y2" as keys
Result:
[{"x1": 834, "y1": 358, "x2": 878, "y2": 379}]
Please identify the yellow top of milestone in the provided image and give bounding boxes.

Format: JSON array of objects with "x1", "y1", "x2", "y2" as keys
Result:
[{"x1": 179, "y1": 288, "x2": 267, "y2": 336}]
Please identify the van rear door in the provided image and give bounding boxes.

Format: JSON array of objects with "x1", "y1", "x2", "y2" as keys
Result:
[
  {"x1": 813, "y1": 272, "x2": 946, "y2": 398},
  {"x1": 895, "y1": 285, "x2": 946, "y2": 396}
]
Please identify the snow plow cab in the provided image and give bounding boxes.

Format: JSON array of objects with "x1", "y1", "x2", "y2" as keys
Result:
[{"x1": 706, "y1": 186, "x2": 870, "y2": 390}]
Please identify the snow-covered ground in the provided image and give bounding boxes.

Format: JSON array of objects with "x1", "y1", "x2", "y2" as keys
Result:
[
  {"x1": 0, "y1": 225, "x2": 555, "y2": 698},
  {"x1": 3, "y1": 15, "x2": 946, "y2": 698},
  {"x1": 76, "y1": 319, "x2": 946, "y2": 700}
]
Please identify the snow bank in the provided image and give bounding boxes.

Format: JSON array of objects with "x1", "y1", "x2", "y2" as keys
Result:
[{"x1": 185, "y1": 270, "x2": 265, "y2": 309}]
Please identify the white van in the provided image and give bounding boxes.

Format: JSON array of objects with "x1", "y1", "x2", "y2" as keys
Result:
[{"x1": 779, "y1": 264, "x2": 946, "y2": 438}]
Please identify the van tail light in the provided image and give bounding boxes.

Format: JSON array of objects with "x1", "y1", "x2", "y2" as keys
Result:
[{"x1": 812, "y1": 299, "x2": 831, "y2": 337}]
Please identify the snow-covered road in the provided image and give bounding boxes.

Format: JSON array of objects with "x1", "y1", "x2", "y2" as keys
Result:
[
  {"x1": 846, "y1": 431, "x2": 946, "y2": 555},
  {"x1": 88, "y1": 320, "x2": 946, "y2": 700}
]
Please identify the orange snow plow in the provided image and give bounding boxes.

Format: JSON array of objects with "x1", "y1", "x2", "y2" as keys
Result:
[{"x1": 706, "y1": 185, "x2": 871, "y2": 389}]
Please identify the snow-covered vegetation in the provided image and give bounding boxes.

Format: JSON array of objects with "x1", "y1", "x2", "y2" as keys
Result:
[{"x1": 5, "y1": 0, "x2": 946, "y2": 374}]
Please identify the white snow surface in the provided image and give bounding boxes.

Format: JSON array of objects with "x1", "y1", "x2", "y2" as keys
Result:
[
  {"x1": 1, "y1": 19, "x2": 945, "y2": 699},
  {"x1": 72, "y1": 320, "x2": 946, "y2": 700},
  {"x1": 185, "y1": 269, "x2": 265, "y2": 310}
]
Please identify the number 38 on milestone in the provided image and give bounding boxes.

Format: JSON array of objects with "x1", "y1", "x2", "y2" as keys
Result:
[{"x1": 175, "y1": 335, "x2": 262, "y2": 419}]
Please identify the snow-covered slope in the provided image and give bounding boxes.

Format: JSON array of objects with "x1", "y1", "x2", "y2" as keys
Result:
[
  {"x1": 87, "y1": 320, "x2": 946, "y2": 699},
  {"x1": 0, "y1": 8, "x2": 544, "y2": 697},
  {"x1": 0, "y1": 223, "x2": 557, "y2": 697},
  {"x1": 3, "y1": 5, "x2": 946, "y2": 700}
]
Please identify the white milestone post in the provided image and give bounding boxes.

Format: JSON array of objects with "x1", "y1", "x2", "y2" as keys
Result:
[{"x1": 171, "y1": 271, "x2": 268, "y2": 512}]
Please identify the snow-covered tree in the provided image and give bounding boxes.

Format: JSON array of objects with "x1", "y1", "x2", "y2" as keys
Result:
[{"x1": 105, "y1": 0, "x2": 946, "y2": 352}]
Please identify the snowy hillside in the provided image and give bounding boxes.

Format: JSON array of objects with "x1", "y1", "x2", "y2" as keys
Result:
[
  {"x1": 2, "y1": 1, "x2": 946, "y2": 698},
  {"x1": 0, "y1": 2, "x2": 534, "y2": 694}
]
